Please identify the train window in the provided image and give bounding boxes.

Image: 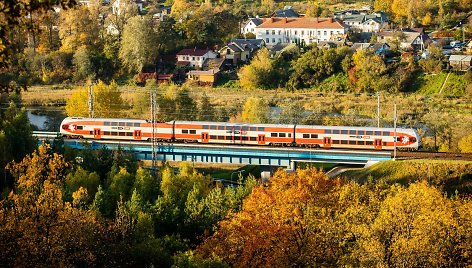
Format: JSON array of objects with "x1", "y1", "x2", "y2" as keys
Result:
[
  {"x1": 190, "y1": 130, "x2": 196, "y2": 134},
  {"x1": 341, "y1": 140, "x2": 348, "y2": 144},
  {"x1": 210, "y1": 135, "x2": 216, "y2": 139},
  {"x1": 249, "y1": 137, "x2": 255, "y2": 141},
  {"x1": 119, "y1": 132, "x2": 125, "y2": 136},
  {"x1": 182, "y1": 130, "x2": 188, "y2": 134},
  {"x1": 333, "y1": 140, "x2": 340, "y2": 144},
  {"x1": 112, "y1": 122, "x2": 118, "y2": 126},
  {"x1": 366, "y1": 141, "x2": 373, "y2": 145},
  {"x1": 111, "y1": 132, "x2": 117, "y2": 136},
  {"x1": 104, "y1": 131, "x2": 110, "y2": 135},
  {"x1": 226, "y1": 126, "x2": 232, "y2": 130},
  {"x1": 242, "y1": 126, "x2": 248, "y2": 131},
  {"x1": 324, "y1": 129, "x2": 332, "y2": 134},
  {"x1": 218, "y1": 126, "x2": 224, "y2": 130},
  {"x1": 126, "y1": 132, "x2": 133, "y2": 136},
  {"x1": 258, "y1": 127, "x2": 265, "y2": 131},
  {"x1": 104, "y1": 122, "x2": 110, "y2": 126},
  {"x1": 279, "y1": 133, "x2": 286, "y2": 137},
  {"x1": 383, "y1": 142, "x2": 387, "y2": 146},
  {"x1": 234, "y1": 126, "x2": 240, "y2": 130},
  {"x1": 89, "y1": 131, "x2": 93, "y2": 135},
  {"x1": 119, "y1": 122, "x2": 125, "y2": 126},
  {"x1": 250, "y1": 127, "x2": 256, "y2": 131},
  {"x1": 358, "y1": 130, "x2": 365, "y2": 135},
  {"x1": 349, "y1": 140, "x2": 356, "y2": 145},
  {"x1": 349, "y1": 130, "x2": 356, "y2": 135},
  {"x1": 271, "y1": 133, "x2": 277, "y2": 137},
  {"x1": 203, "y1": 125, "x2": 209, "y2": 129},
  {"x1": 303, "y1": 134, "x2": 309, "y2": 138},
  {"x1": 333, "y1": 130, "x2": 340, "y2": 134},
  {"x1": 382, "y1": 131, "x2": 390, "y2": 136},
  {"x1": 133, "y1": 123, "x2": 140, "y2": 127},
  {"x1": 242, "y1": 136, "x2": 248, "y2": 141},
  {"x1": 218, "y1": 135, "x2": 224, "y2": 140},
  {"x1": 77, "y1": 126, "x2": 83, "y2": 130},
  {"x1": 366, "y1": 131, "x2": 373, "y2": 135},
  {"x1": 226, "y1": 136, "x2": 233, "y2": 140},
  {"x1": 411, "y1": 137, "x2": 416, "y2": 142},
  {"x1": 311, "y1": 134, "x2": 318, "y2": 138},
  {"x1": 341, "y1": 130, "x2": 348, "y2": 134},
  {"x1": 210, "y1": 125, "x2": 217, "y2": 130},
  {"x1": 374, "y1": 131, "x2": 381, "y2": 135},
  {"x1": 358, "y1": 141, "x2": 365, "y2": 145},
  {"x1": 126, "y1": 122, "x2": 133, "y2": 127},
  {"x1": 395, "y1": 137, "x2": 401, "y2": 142}
]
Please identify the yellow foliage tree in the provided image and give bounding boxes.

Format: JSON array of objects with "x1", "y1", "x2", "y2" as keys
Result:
[
  {"x1": 238, "y1": 48, "x2": 274, "y2": 90},
  {"x1": 65, "y1": 80, "x2": 125, "y2": 118},
  {"x1": 458, "y1": 134, "x2": 472, "y2": 153},
  {"x1": 240, "y1": 97, "x2": 270, "y2": 123},
  {"x1": 0, "y1": 145, "x2": 104, "y2": 266}
]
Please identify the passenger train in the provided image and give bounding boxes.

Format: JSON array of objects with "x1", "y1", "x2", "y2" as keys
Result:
[{"x1": 60, "y1": 117, "x2": 421, "y2": 151}]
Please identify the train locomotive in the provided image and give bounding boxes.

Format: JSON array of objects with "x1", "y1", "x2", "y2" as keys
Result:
[{"x1": 60, "y1": 117, "x2": 421, "y2": 151}]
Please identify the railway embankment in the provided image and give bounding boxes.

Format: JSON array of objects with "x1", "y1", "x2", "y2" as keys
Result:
[{"x1": 342, "y1": 159, "x2": 472, "y2": 195}]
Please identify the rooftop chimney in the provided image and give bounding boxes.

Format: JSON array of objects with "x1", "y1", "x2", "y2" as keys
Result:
[{"x1": 284, "y1": 17, "x2": 287, "y2": 23}]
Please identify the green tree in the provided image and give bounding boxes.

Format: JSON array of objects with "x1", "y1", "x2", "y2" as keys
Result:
[
  {"x1": 73, "y1": 46, "x2": 95, "y2": 81},
  {"x1": 119, "y1": 16, "x2": 159, "y2": 74},
  {"x1": 197, "y1": 93, "x2": 216, "y2": 121},
  {"x1": 66, "y1": 167, "x2": 100, "y2": 202}
]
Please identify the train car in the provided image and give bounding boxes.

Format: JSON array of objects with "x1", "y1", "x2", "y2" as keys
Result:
[
  {"x1": 60, "y1": 117, "x2": 173, "y2": 141},
  {"x1": 172, "y1": 121, "x2": 295, "y2": 145},
  {"x1": 295, "y1": 125, "x2": 420, "y2": 150},
  {"x1": 60, "y1": 117, "x2": 421, "y2": 151}
]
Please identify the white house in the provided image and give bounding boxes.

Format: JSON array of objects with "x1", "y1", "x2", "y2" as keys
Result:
[
  {"x1": 255, "y1": 17, "x2": 348, "y2": 46},
  {"x1": 241, "y1": 18, "x2": 264, "y2": 36},
  {"x1": 176, "y1": 48, "x2": 217, "y2": 68},
  {"x1": 112, "y1": 0, "x2": 143, "y2": 15}
]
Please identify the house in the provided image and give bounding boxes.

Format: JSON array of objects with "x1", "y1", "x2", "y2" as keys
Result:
[
  {"x1": 377, "y1": 28, "x2": 432, "y2": 50},
  {"x1": 219, "y1": 39, "x2": 265, "y2": 64},
  {"x1": 255, "y1": 17, "x2": 348, "y2": 47},
  {"x1": 241, "y1": 18, "x2": 264, "y2": 36},
  {"x1": 340, "y1": 12, "x2": 388, "y2": 33},
  {"x1": 271, "y1": 6, "x2": 299, "y2": 18},
  {"x1": 351, "y1": 42, "x2": 390, "y2": 55},
  {"x1": 153, "y1": 5, "x2": 171, "y2": 20},
  {"x1": 317, "y1": 41, "x2": 345, "y2": 49},
  {"x1": 465, "y1": 40, "x2": 472, "y2": 54},
  {"x1": 112, "y1": 0, "x2": 142, "y2": 15},
  {"x1": 176, "y1": 48, "x2": 217, "y2": 69},
  {"x1": 449, "y1": 55, "x2": 472, "y2": 71},
  {"x1": 187, "y1": 69, "x2": 220, "y2": 86}
]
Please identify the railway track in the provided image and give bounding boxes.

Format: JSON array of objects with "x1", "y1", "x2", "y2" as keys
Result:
[{"x1": 396, "y1": 151, "x2": 472, "y2": 161}]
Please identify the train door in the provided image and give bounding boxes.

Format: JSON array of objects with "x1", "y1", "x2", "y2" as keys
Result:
[
  {"x1": 134, "y1": 130, "x2": 141, "y2": 140},
  {"x1": 374, "y1": 139, "x2": 382, "y2": 150},
  {"x1": 93, "y1": 128, "x2": 101, "y2": 139},
  {"x1": 258, "y1": 134, "x2": 266, "y2": 145},
  {"x1": 323, "y1": 137, "x2": 331, "y2": 148},
  {"x1": 201, "y1": 132, "x2": 209, "y2": 143}
]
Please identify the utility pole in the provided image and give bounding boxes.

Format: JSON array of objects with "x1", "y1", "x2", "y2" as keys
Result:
[
  {"x1": 393, "y1": 103, "x2": 397, "y2": 161},
  {"x1": 88, "y1": 83, "x2": 94, "y2": 118},
  {"x1": 151, "y1": 90, "x2": 157, "y2": 172},
  {"x1": 377, "y1": 94, "x2": 381, "y2": 127}
]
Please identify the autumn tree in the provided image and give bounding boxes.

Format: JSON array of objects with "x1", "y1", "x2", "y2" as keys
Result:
[
  {"x1": 105, "y1": 0, "x2": 139, "y2": 40},
  {"x1": 58, "y1": 6, "x2": 100, "y2": 53},
  {"x1": 349, "y1": 49, "x2": 392, "y2": 93},
  {"x1": 0, "y1": 145, "x2": 105, "y2": 266},
  {"x1": 65, "y1": 80, "x2": 125, "y2": 117},
  {"x1": 238, "y1": 48, "x2": 276, "y2": 90},
  {"x1": 198, "y1": 168, "x2": 345, "y2": 267},
  {"x1": 239, "y1": 97, "x2": 270, "y2": 123},
  {"x1": 458, "y1": 133, "x2": 472, "y2": 152},
  {"x1": 119, "y1": 16, "x2": 159, "y2": 74}
]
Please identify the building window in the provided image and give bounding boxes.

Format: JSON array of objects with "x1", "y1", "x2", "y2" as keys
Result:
[
  {"x1": 324, "y1": 31, "x2": 327, "y2": 35},
  {"x1": 272, "y1": 38, "x2": 275, "y2": 43},
  {"x1": 278, "y1": 38, "x2": 281, "y2": 43},
  {"x1": 272, "y1": 30, "x2": 275, "y2": 35},
  {"x1": 192, "y1": 57, "x2": 195, "y2": 61},
  {"x1": 278, "y1": 30, "x2": 281, "y2": 35},
  {"x1": 227, "y1": 49, "x2": 230, "y2": 54},
  {"x1": 301, "y1": 30, "x2": 304, "y2": 35},
  {"x1": 294, "y1": 30, "x2": 297, "y2": 35},
  {"x1": 266, "y1": 38, "x2": 269, "y2": 43},
  {"x1": 330, "y1": 31, "x2": 333, "y2": 35},
  {"x1": 317, "y1": 30, "x2": 320, "y2": 35},
  {"x1": 266, "y1": 30, "x2": 269, "y2": 34}
]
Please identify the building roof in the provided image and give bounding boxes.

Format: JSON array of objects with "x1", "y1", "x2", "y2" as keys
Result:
[
  {"x1": 230, "y1": 39, "x2": 265, "y2": 51},
  {"x1": 449, "y1": 55, "x2": 472, "y2": 61},
  {"x1": 272, "y1": 8, "x2": 299, "y2": 18},
  {"x1": 202, "y1": 58, "x2": 225, "y2": 71},
  {"x1": 247, "y1": 18, "x2": 264, "y2": 26},
  {"x1": 257, "y1": 17, "x2": 346, "y2": 29},
  {"x1": 343, "y1": 15, "x2": 365, "y2": 23},
  {"x1": 351, "y1": 42, "x2": 372, "y2": 50},
  {"x1": 225, "y1": 44, "x2": 242, "y2": 52},
  {"x1": 176, "y1": 48, "x2": 213, "y2": 56}
]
